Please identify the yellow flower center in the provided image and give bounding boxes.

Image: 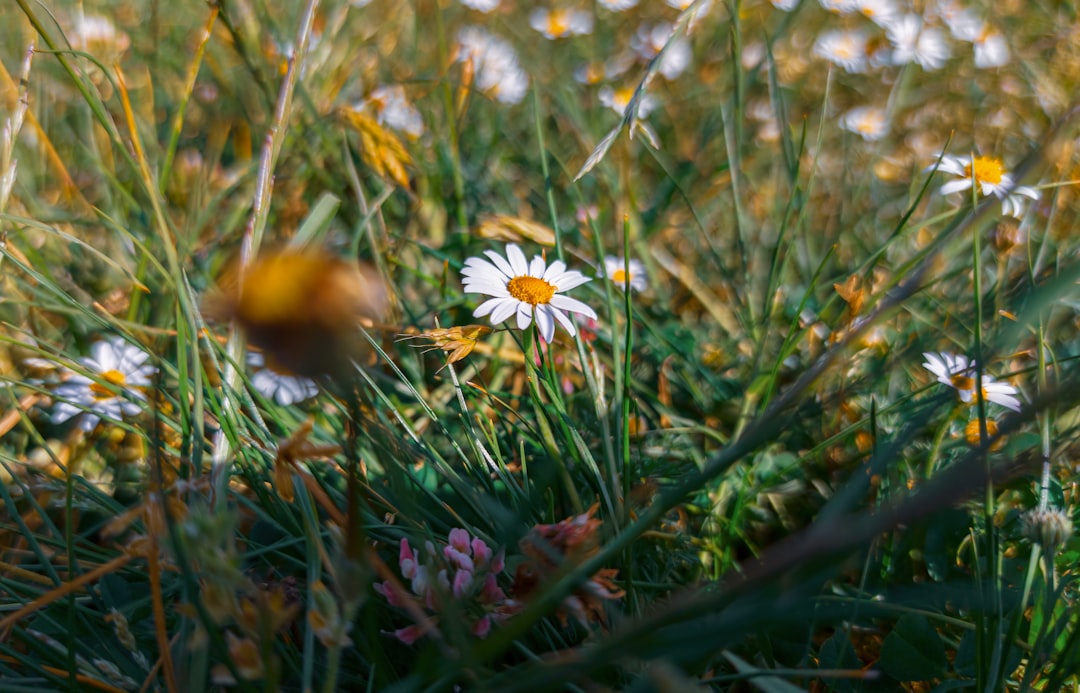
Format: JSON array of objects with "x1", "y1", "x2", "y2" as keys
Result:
[
  {"x1": 951, "y1": 374, "x2": 975, "y2": 391},
  {"x1": 507, "y1": 276, "x2": 556, "y2": 306},
  {"x1": 547, "y1": 11, "x2": 570, "y2": 37},
  {"x1": 612, "y1": 269, "x2": 630, "y2": 283},
  {"x1": 90, "y1": 369, "x2": 127, "y2": 400},
  {"x1": 964, "y1": 156, "x2": 1004, "y2": 186}
]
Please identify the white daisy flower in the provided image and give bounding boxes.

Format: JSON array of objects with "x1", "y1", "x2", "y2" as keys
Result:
[
  {"x1": 248, "y1": 352, "x2": 319, "y2": 406},
  {"x1": 922, "y1": 352, "x2": 1021, "y2": 412},
  {"x1": 599, "y1": 0, "x2": 639, "y2": 10},
  {"x1": 601, "y1": 256, "x2": 648, "y2": 292},
  {"x1": 50, "y1": 337, "x2": 157, "y2": 431},
  {"x1": 929, "y1": 153, "x2": 1040, "y2": 217},
  {"x1": 455, "y1": 28, "x2": 529, "y2": 105},
  {"x1": 461, "y1": 0, "x2": 500, "y2": 11},
  {"x1": 359, "y1": 85, "x2": 424, "y2": 139},
  {"x1": 839, "y1": 106, "x2": 888, "y2": 141},
  {"x1": 813, "y1": 29, "x2": 869, "y2": 73},
  {"x1": 851, "y1": 0, "x2": 898, "y2": 27},
  {"x1": 631, "y1": 23, "x2": 693, "y2": 80},
  {"x1": 529, "y1": 8, "x2": 593, "y2": 40},
  {"x1": 886, "y1": 15, "x2": 951, "y2": 70},
  {"x1": 818, "y1": 0, "x2": 856, "y2": 13},
  {"x1": 971, "y1": 31, "x2": 1009, "y2": 68},
  {"x1": 461, "y1": 244, "x2": 597, "y2": 343},
  {"x1": 599, "y1": 86, "x2": 658, "y2": 118},
  {"x1": 771, "y1": 0, "x2": 800, "y2": 10}
]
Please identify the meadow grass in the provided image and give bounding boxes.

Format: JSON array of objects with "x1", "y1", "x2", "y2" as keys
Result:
[{"x1": 0, "y1": 0, "x2": 1079, "y2": 690}]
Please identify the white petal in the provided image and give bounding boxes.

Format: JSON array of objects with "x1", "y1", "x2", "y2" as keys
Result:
[
  {"x1": 473, "y1": 297, "x2": 510, "y2": 318},
  {"x1": 481, "y1": 251, "x2": 515, "y2": 279},
  {"x1": 550, "y1": 270, "x2": 592, "y2": 291},
  {"x1": 549, "y1": 294, "x2": 597, "y2": 319},
  {"x1": 939, "y1": 179, "x2": 973, "y2": 196},
  {"x1": 542, "y1": 260, "x2": 567, "y2": 281},
  {"x1": 534, "y1": 306, "x2": 555, "y2": 343},
  {"x1": 489, "y1": 298, "x2": 521, "y2": 325},
  {"x1": 516, "y1": 303, "x2": 534, "y2": 331},
  {"x1": 548, "y1": 306, "x2": 577, "y2": 336},
  {"x1": 529, "y1": 255, "x2": 547, "y2": 277},
  {"x1": 506, "y1": 244, "x2": 529, "y2": 276}
]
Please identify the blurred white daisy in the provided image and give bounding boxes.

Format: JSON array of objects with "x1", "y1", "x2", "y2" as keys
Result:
[
  {"x1": 813, "y1": 29, "x2": 869, "y2": 73},
  {"x1": 818, "y1": 0, "x2": 856, "y2": 13},
  {"x1": 70, "y1": 14, "x2": 131, "y2": 55},
  {"x1": 462, "y1": 244, "x2": 597, "y2": 343},
  {"x1": 930, "y1": 153, "x2": 1040, "y2": 217},
  {"x1": 922, "y1": 352, "x2": 1021, "y2": 412},
  {"x1": 839, "y1": 106, "x2": 888, "y2": 141},
  {"x1": 248, "y1": 352, "x2": 318, "y2": 406},
  {"x1": 851, "y1": 0, "x2": 898, "y2": 26},
  {"x1": 601, "y1": 256, "x2": 648, "y2": 292},
  {"x1": 599, "y1": 0, "x2": 639, "y2": 10},
  {"x1": 359, "y1": 85, "x2": 424, "y2": 139},
  {"x1": 887, "y1": 15, "x2": 950, "y2": 70},
  {"x1": 529, "y1": 8, "x2": 593, "y2": 39},
  {"x1": 50, "y1": 337, "x2": 157, "y2": 431},
  {"x1": 461, "y1": 0, "x2": 500, "y2": 11},
  {"x1": 771, "y1": 0, "x2": 800, "y2": 10},
  {"x1": 631, "y1": 23, "x2": 692, "y2": 80},
  {"x1": 455, "y1": 28, "x2": 529, "y2": 104},
  {"x1": 970, "y1": 30, "x2": 1009, "y2": 68},
  {"x1": 599, "y1": 86, "x2": 658, "y2": 118}
]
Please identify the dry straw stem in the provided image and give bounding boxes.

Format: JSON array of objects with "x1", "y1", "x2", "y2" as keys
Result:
[
  {"x1": 480, "y1": 99, "x2": 1080, "y2": 667},
  {"x1": 211, "y1": 0, "x2": 322, "y2": 503}
]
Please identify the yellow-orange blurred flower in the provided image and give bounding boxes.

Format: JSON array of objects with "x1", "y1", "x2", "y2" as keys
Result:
[{"x1": 207, "y1": 249, "x2": 388, "y2": 378}]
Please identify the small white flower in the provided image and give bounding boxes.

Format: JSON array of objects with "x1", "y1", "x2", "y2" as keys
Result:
[
  {"x1": 248, "y1": 352, "x2": 318, "y2": 406},
  {"x1": 599, "y1": 0, "x2": 639, "y2": 10},
  {"x1": 839, "y1": 106, "x2": 888, "y2": 141},
  {"x1": 461, "y1": 244, "x2": 597, "y2": 343},
  {"x1": 631, "y1": 23, "x2": 692, "y2": 80},
  {"x1": 818, "y1": 0, "x2": 856, "y2": 13},
  {"x1": 929, "y1": 153, "x2": 1040, "y2": 217},
  {"x1": 455, "y1": 28, "x2": 529, "y2": 104},
  {"x1": 972, "y1": 31, "x2": 1009, "y2": 68},
  {"x1": 461, "y1": 0, "x2": 500, "y2": 11},
  {"x1": 771, "y1": 0, "x2": 800, "y2": 10},
  {"x1": 851, "y1": 0, "x2": 898, "y2": 26},
  {"x1": 70, "y1": 14, "x2": 131, "y2": 54},
  {"x1": 50, "y1": 337, "x2": 157, "y2": 431},
  {"x1": 601, "y1": 257, "x2": 648, "y2": 292},
  {"x1": 922, "y1": 352, "x2": 1021, "y2": 412},
  {"x1": 360, "y1": 85, "x2": 424, "y2": 138},
  {"x1": 529, "y1": 8, "x2": 593, "y2": 39},
  {"x1": 813, "y1": 29, "x2": 869, "y2": 73},
  {"x1": 599, "y1": 86, "x2": 658, "y2": 118},
  {"x1": 887, "y1": 15, "x2": 951, "y2": 70}
]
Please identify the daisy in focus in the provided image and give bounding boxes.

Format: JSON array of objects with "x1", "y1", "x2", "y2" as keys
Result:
[
  {"x1": 461, "y1": 244, "x2": 597, "y2": 344},
  {"x1": 929, "y1": 153, "x2": 1040, "y2": 217},
  {"x1": 922, "y1": 352, "x2": 1021, "y2": 412},
  {"x1": 50, "y1": 337, "x2": 158, "y2": 431},
  {"x1": 248, "y1": 351, "x2": 319, "y2": 406},
  {"x1": 601, "y1": 256, "x2": 648, "y2": 292}
]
